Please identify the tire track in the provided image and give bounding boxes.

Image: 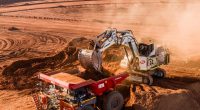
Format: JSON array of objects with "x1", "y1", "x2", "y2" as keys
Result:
[
  {"x1": 0, "y1": 2, "x2": 120, "y2": 23},
  {"x1": 0, "y1": 14, "x2": 82, "y2": 22},
  {"x1": 0, "y1": 31, "x2": 68, "y2": 62},
  {"x1": 0, "y1": 38, "x2": 15, "y2": 50}
]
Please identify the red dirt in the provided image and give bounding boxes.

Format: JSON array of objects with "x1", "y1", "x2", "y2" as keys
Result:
[{"x1": 0, "y1": 0, "x2": 200, "y2": 110}]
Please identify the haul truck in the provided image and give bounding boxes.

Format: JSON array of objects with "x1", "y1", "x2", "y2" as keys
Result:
[{"x1": 33, "y1": 72, "x2": 128, "y2": 110}]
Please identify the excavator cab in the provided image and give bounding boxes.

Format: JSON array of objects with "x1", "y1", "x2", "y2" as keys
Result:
[{"x1": 138, "y1": 43, "x2": 154, "y2": 57}]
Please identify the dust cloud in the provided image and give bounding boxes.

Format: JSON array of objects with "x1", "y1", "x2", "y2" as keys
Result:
[
  {"x1": 104, "y1": 0, "x2": 200, "y2": 60},
  {"x1": 161, "y1": 1, "x2": 200, "y2": 59}
]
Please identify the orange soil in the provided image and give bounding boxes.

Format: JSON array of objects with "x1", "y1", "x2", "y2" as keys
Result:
[{"x1": 0, "y1": 0, "x2": 200, "y2": 110}]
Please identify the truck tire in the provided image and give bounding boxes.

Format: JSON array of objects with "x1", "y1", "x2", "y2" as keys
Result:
[
  {"x1": 103, "y1": 91, "x2": 124, "y2": 110},
  {"x1": 81, "y1": 105, "x2": 95, "y2": 110}
]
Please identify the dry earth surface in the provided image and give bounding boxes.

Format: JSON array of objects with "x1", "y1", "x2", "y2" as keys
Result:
[{"x1": 0, "y1": 0, "x2": 200, "y2": 110}]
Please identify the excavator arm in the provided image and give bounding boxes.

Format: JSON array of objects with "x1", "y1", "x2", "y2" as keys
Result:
[
  {"x1": 78, "y1": 28, "x2": 170, "y2": 85},
  {"x1": 78, "y1": 29, "x2": 140, "y2": 72},
  {"x1": 93, "y1": 29, "x2": 139, "y2": 56}
]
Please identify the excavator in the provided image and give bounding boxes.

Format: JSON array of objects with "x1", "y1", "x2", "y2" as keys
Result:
[{"x1": 78, "y1": 28, "x2": 170, "y2": 85}]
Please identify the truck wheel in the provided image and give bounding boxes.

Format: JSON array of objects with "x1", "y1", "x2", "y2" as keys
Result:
[
  {"x1": 81, "y1": 105, "x2": 95, "y2": 110},
  {"x1": 103, "y1": 91, "x2": 124, "y2": 110},
  {"x1": 142, "y1": 75, "x2": 153, "y2": 85},
  {"x1": 153, "y1": 68, "x2": 166, "y2": 78},
  {"x1": 49, "y1": 107, "x2": 57, "y2": 110}
]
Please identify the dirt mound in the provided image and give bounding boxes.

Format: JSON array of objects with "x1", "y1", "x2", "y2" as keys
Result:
[
  {"x1": 153, "y1": 90, "x2": 200, "y2": 110},
  {"x1": 0, "y1": 37, "x2": 91, "y2": 89},
  {"x1": 125, "y1": 84, "x2": 157, "y2": 110},
  {"x1": 187, "y1": 82, "x2": 200, "y2": 104},
  {"x1": 125, "y1": 84, "x2": 200, "y2": 110}
]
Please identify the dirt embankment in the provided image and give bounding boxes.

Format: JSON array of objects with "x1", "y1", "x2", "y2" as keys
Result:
[
  {"x1": 123, "y1": 82, "x2": 200, "y2": 110},
  {"x1": 0, "y1": 37, "x2": 91, "y2": 90},
  {"x1": 1, "y1": 0, "x2": 39, "y2": 5}
]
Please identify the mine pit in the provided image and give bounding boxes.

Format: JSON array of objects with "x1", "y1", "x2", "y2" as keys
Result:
[{"x1": 0, "y1": 0, "x2": 200, "y2": 110}]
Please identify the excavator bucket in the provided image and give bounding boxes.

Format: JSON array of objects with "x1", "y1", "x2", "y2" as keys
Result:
[{"x1": 78, "y1": 49, "x2": 102, "y2": 72}]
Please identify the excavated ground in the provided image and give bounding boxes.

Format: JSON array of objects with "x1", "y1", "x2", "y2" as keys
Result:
[
  {"x1": 0, "y1": 0, "x2": 200, "y2": 110},
  {"x1": 0, "y1": 37, "x2": 199, "y2": 110}
]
